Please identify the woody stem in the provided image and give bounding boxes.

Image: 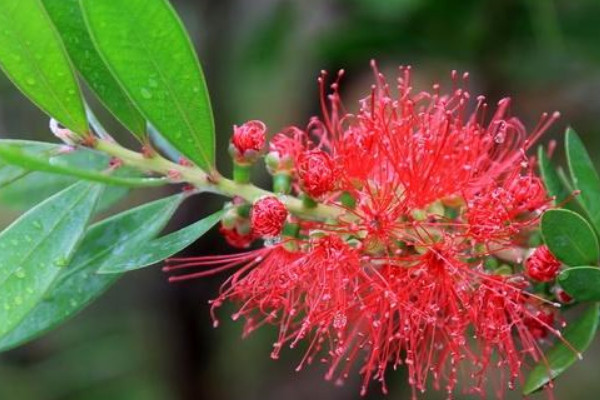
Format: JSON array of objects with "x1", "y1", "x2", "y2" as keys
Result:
[{"x1": 93, "y1": 139, "x2": 342, "y2": 221}]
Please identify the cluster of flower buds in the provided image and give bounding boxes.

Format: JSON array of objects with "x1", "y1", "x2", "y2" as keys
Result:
[{"x1": 168, "y1": 64, "x2": 572, "y2": 399}]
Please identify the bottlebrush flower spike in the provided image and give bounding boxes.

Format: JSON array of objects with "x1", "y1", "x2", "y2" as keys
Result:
[{"x1": 166, "y1": 63, "x2": 572, "y2": 399}]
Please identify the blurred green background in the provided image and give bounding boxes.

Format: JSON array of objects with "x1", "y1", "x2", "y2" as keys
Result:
[{"x1": 1, "y1": 0, "x2": 600, "y2": 399}]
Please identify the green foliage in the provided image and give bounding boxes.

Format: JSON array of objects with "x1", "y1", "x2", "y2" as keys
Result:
[
  {"x1": 537, "y1": 146, "x2": 577, "y2": 211},
  {"x1": 42, "y1": 0, "x2": 147, "y2": 137},
  {"x1": 0, "y1": 0, "x2": 87, "y2": 134},
  {"x1": 0, "y1": 0, "x2": 220, "y2": 354},
  {"x1": 0, "y1": 194, "x2": 183, "y2": 351},
  {"x1": 541, "y1": 209, "x2": 599, "y2": 266},
  {"x1": 0, "y1": 141, "x2": 129, "y2": 210},
  {"x1": 559, "y1": 267, "x2": 600, "y2": 302},
  {"x1": 523, "y1": 304, "x2": 600, "y2": 394},
  {"x1": 566, "y1": 127, "x2": 600, "y2": 233},
  {"x1": 0, "y1": 182, "x2": 101, "y2": 338},
  {"x1": 80, "y1": 0, "x2": 215, "y2": 170},
  {"x1": 0, "y1": 141, "x2": 167, "y2": 187},
  {"x1": 98, "y1": 209, "x2": 222, "y2": 274}
]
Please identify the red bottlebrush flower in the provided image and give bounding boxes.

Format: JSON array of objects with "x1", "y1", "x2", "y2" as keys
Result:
[
  {"x1": 167, "y1": 64, "x2": 572, "y2": 399},
  {"x1": 296, "y1": 149, "x2": 336, "y2": 198},
  {"x1": 230, "y1": 120, "x2": 267, "y2": 163},
  {"x1": 251, "y1": 196, "x2": 288, "y2": 238},
  {"x1": 526, "y1": 245, "x2": 561, "y2": 282},
  {"x1": 219, "y1": 223, "x2": 254, "y2": 249}
]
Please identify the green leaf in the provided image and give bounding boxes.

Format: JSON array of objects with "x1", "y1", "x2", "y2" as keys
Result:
[
  {"x1": 80, "y1": 0, "x2": 215, "y2": 170},
  {"x1": 0, "y1": 172, "x2": 129, "y2": 213},
  {"x1": 558, "y1": 267, "x2": 600, "y2": 302},
  {"x1": 523, "y1": 304, "x2": 600, "y2": 395},
  {"x1": 0, "y1": 0, "x2": 87, "y2": 134},
  {"x1": 0, "y1": 194, "x2": 183, "y2": 351},
  {"x1": 0, "y1": 141, "x2": 130, "y2": 210},
  {"x1": 538, "y1": 146, "x2": 576, "y2": 210},
  {"x1": 0, "y1": 182, "x2": 101, "y2": 338},
  {"x1": 541, "y1": 209, "x2": 599, "y2": 266},
  {"x1": 566, "y1": 127, "x2": 600, "y2": 233},
  {"x1": 0, "y1": 142, "x2": 167, "y2": 187},
  {"x1": 98, "y1": 209, "x2": 222, "y2": 274},
  {"x1": 0, "y1": 142, "x2": 58, "y2": 189},
  {"x1": 42, "y1": 0, "x2": 146, "y2": 137}
]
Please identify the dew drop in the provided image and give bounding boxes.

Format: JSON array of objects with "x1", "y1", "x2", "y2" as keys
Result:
[
  {"x1": 14, "y1": 267, "x2": 26, "y2": 279},
  {"x1": 148, "y1": 78, "x2": 158, "y2": 88},
  {"x1": 25, "y1": 77, "x2": 36, "y2": 86},
  {"x1": 140, "y1": 88, "x2": 152, "y2": 99},
  {"x1": 54, "y1": 257, "x2": 68, "y2": 268}
]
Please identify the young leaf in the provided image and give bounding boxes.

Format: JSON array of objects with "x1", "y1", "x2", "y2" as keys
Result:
[
  {"x1": 0, "y1": 182, "x2": 101, "y2": 338},
  {"x1": 537, "y1": 146, "x2": 577, "y2": 211},
  {"x1": 558, "y1": 267, "x2": 600, "y2": 302},
  {"x1": 0, "y1": 194, "x2": 183, "y2": 351},
  {"x1": 0, "y1": 0, "x2": 88, "y2": 134},
  {"x1": 566, "y1": 127, "x2": 600, "y2": 233},
  {"x1": 541, "y1": 209, "x2": 599, "y2": 266},
  {"x1": 523, "y1": 304, "x2": 600, "y2": 395},
  {"x1": 98, "y1": 209, "x2": 223, "y2": 274},
  {"x1": 0, "y1": 142, "x2": 167, "y2": 187},
  {"x1": 41, "y1": 0, "x2": 146, "y2": 137},
  {"x1": 80, "y1": 0, "x2": 215, "y2": 170}
]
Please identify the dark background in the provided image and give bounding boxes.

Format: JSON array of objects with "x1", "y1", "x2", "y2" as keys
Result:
[{"x1": 1, "y1": 0, "x2": 600, "y2": 399}]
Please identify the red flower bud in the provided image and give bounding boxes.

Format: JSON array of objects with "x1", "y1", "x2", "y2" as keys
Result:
[
  {"x1": 251, "y1": 196, "x2": 288, "y2": 238},
  {"x1": 297, "y1": 149, "x2": 336, "y2": 198},
  {"x1": 525, "y1": 245, "x2": 561, "y2": 282},
  {"x1": 524, "y1": 308, "x2": 555, "y2": 339},
  {"x1": 219, "y1": 224, "x2": 254, "y2": 249},
  {"x1": 230, "y1": 120, "x2": 267, "y2": 163}
]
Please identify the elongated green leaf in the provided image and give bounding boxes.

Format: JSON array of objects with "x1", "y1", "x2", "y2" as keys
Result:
[
  {"x1": 0, "y1": 172, "x2": 129, "y2": 213},
  {"x1": 566, "y1": 128, "x2": 600, "y2": 233},
  {"x1": 0, "y1": 0, "x2": 87, "y2": 134},
  {"x1": 42, "y1": 0, "x2": 146, "y2": 137},
  {"x1": 0, "y1": 142, "x2": 58, "y2": 189},
  {"x1": 541, "y1": 209, "x2": 599, "y2": 266},
  {"x1": 0, "y1": 140, "x2": 129, "y2": 210},
  {"x1": 523, "y1": 304, "x2": 599, "y2": 394},
  {"x1": 80, "y1": 0, "x2": 215, "y2": 170},
  {"x1": 0, "y1": 182, "x2": 101, "y2": 338},
  {"x1": 558, "y1": 267, "x2": 600, "y2": 302},
  {"x1": 0, "y1": 194, "x2": 183, "y2": 351},
  {"x1": 538, "y1": 146, "x2": 577, "y2": 211},
  {"x1": 0, "y1": 143, "x2": 167, "y2": 187},
  {"x1": 98, "y1": 209, "x2": 222, "y2": 274}
]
